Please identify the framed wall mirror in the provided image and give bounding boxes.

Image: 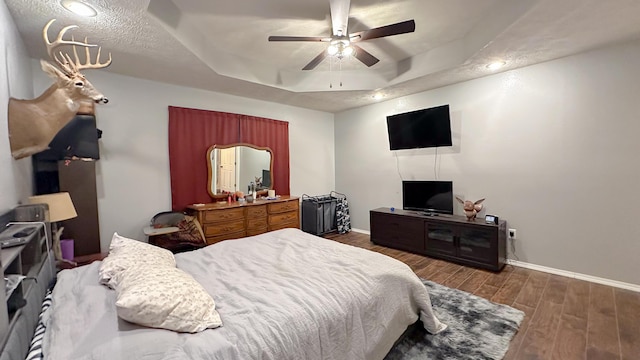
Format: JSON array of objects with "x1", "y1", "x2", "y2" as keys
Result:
[{"x1": 207, "y1": 143, "x2": 274, "y2": 199}]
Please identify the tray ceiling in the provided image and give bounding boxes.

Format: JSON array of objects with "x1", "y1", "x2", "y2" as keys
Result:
[{"x1": 6, "y1": 0, "x2": 640, "y2": 113}]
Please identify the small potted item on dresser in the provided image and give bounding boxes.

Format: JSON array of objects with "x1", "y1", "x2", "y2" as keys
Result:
[{"x1": 245, "y1": 194, "x2": 254, "y2": 203}]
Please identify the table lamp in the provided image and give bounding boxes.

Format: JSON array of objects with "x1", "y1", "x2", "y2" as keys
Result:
[{"x1": 28, "y1": 192, "x2": 77, "y2": 262}]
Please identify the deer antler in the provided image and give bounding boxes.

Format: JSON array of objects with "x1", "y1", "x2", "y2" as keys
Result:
[
  {"x1": 42, "y1": 19, "x2": 111, "y2": 74},
  {"x1": 71, "y1": 37, "x2": 112, "y2": 70},
  {"x1": 43, "y1": 19, "x2": 94, "y2": 72}
]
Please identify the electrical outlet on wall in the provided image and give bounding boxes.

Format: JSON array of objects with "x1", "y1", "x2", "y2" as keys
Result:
[{"x1": 509, "y1": 228, "x2": 517, "y2": 240}]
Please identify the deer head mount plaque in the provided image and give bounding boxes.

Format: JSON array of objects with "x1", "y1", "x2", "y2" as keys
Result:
[{"x1": 8, "y1": 19, "x2": 112, "y2": 159}]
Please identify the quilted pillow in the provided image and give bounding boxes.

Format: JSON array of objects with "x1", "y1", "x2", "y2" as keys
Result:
[
  {"x1": 99, "y1": 232, "x2": 176, "y2": 289},
  {"x1": 114, "y1": 265, "x2": 222, "y2": 333}
]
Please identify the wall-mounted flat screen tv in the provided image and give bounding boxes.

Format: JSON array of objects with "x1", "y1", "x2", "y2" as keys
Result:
[
  {"x1": 402, "y1": 180, "x2": 453, "y2": 215},
  {"x1": 386, "y1": 104, "x2": 452, "y2": 150}
]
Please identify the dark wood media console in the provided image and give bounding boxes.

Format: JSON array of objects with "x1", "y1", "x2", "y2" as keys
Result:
[{"x1": 370, "y1": 207, "x2": 507, "y2": 271}]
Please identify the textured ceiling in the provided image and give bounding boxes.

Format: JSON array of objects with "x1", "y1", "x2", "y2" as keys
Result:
[{"x1": 5, "y1": 0, "x2": 640, "y2": 113}]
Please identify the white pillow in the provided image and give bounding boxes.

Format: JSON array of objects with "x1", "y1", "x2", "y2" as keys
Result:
[
  {"x1": 114, "y1": 265, "x2": 222, "y2": 333},
  {"x1": 99, "y1": 232, "x2": 176, "y2": 289}
]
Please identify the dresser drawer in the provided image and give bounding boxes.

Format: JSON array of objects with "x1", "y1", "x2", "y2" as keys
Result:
[
  {"x1": 203, "y1": 207, "x2": 245, "y2": 223},
  {"x1": 247, "y1": 217, "x2": 268, "y2": 230},
  {"x1": 246, "y1": 205, "x2": 268, "y2": 218},
  {"x1": 268, "y1": 200, "x2": 299, "y2": 214},
  {"x1": 204, "y1": 219, "x2": 245, "y2": 237},
  {"x1": 269, "y1": 211, "x2": 299, "y2": 226},
  {"x1": 269, "y1": 221, "x2": 299, "y2": 231},
  {"x1": 246, "y1": 227, "x2": 268, "y2": 237},
  {"x1": 206, "y1": 230, "x2": 246, "y2": 245}
]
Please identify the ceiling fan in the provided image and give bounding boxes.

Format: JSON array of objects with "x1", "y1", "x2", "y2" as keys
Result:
[{"x1": 268, "y1": 0, "x2": 415, "y2": 70}]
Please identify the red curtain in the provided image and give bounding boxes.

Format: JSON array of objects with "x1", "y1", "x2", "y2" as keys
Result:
[
  {"x1": 168, "y1": 106, "x2": 240, "y2": 211},
  {"x1": 240, "y1": 116, "x2": 290, "y2": 197},
  {"x1": 168, "y1": 106, "x2": 290, "y2": 211}
]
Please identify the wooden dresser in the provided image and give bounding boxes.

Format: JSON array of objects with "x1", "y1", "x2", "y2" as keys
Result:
[{"x1": 186, "y1": 196, "x2": 300, "y2": 245}]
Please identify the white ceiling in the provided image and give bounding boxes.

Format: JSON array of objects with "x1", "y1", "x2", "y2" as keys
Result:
[{"x1": 6, "y1": 0, "x2": 640, "y2": 113}]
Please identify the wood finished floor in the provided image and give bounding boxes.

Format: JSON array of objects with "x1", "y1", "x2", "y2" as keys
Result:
[{"x1": 323, "y1": 231, "x2": 640, "y2": 360}]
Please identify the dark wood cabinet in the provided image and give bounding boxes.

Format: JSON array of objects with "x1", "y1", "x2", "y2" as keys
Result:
[
  {"x1": 370, "y1": 207, "x2": 507, "y2": 271},
  {"x1": 57, "y1": 160, "x2": 101, "y2": 256},
  {"x1": 32, "y1": 158, "x2": 101, "y2": 257},
  {"x1": 370, "y1": 212, "x2": 424, "y2": 253}
]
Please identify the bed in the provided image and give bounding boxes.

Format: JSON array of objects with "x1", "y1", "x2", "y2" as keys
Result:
[{"x1": 40, "y1": 228, "x2": 446, "y2": 359}]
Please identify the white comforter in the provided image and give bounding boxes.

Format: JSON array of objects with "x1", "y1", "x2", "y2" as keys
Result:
[{"x1": 43, "y1": 228, "x2": 445, "y2": 360}]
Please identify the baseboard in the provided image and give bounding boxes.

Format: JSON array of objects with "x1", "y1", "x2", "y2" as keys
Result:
[
  {"x1": 351, "y1": 228, "x2": 370, "y2": 235},
  {"x1": 347, "y1": 229, "x2": 639, "y2": 292},
  {"x1": 507, "y1": 259, "x2": 640, "y2": 293}
]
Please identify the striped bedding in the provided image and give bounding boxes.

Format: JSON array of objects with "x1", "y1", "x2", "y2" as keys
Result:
[{"x1": 25, "y1": 289, "x2": 52, "y2": 360}]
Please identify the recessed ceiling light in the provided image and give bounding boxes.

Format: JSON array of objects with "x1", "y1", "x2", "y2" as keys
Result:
[
  {"x1": 60, "y1": 0, "x2": 97, "y2": 17},
  {"x1": 486, "y1": 61, "x2": 506, "y2": 71},
  {"x1": 373, "y1": 93, "x2": 384, "y2": 100}
]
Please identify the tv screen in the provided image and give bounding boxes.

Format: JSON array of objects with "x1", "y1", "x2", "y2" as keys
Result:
[
  {"x1": 402, "y1": 180, "x2": 453, "y2": 214},
  {"x1": 262, "y1": 169, "x2": 271, "y2": 187},
  {"x1": 386, "y1": 104, "x2": 452, "y2": 150}
]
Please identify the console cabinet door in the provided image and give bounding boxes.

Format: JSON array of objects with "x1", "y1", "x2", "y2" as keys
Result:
[
  {"x1": 457, "y1": 226, "x2": 495, "y2": 265},
  {"x1": 424, "y1": 223, "x2": 456, "y2": 256},
  {"x1": 370, "y1": 212, "x2": 424, "y2": 253}
]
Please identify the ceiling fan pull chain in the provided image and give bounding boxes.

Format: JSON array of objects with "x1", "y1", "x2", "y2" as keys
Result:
[
  {"x1": 329, "y1": 56, "x2": 333, "y2": 88},
  {"x1": 339, "y1": 59, "x2": 343, "y2": 87}
]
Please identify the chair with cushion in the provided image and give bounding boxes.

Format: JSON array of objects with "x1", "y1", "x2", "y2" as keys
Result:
[{"x1": 146, "y1": 211, "x2": 207, "y2": 253}]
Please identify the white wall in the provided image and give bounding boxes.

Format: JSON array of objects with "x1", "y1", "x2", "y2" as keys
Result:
[
  {"x1": 0, "y1": 1, "x2": 34, "y2": 213},
  {"x1": 32, "y1": 69, "x2": 335, "y2": 252},
  {"x1": 335, "y1": 40, "x2": 640, "y2": 286}
]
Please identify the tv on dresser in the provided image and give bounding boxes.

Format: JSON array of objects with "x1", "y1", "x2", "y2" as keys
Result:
[{"x1": 402, "y1": 180, "x2": 453, "y2": 215}]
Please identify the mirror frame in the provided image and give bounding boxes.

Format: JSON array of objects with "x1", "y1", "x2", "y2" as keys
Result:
[{"x1": 207, "y1": 143, "x2": 274, "y2": 201}]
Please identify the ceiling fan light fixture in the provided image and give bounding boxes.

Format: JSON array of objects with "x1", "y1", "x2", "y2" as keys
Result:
[
  {"x1": 60, "y1": 0, "x2": 97, "y2": 17},
  {"x1": 327, "y1": 39, "x2": 352, "y2": 58},
  {"x1": 342, "y1": 45, "x2": 354, "y2": 57}
]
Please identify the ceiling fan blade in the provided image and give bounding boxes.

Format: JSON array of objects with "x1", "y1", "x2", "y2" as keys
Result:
[
  {"x1": 329, "y1": 0, "x2": 350, "y2": 36},
  {"x1": 302, "y1": 50, "x2": 328, "y2": 70},
  {"x1": 352, "y1": 44, "x2": 379, "y2": 67},
  {"x1": 268, "y1": 36, "x2": 331, "y2": 42},
  {"x1": 350, "y1": 19, "x2": 415, "y2": 42}
]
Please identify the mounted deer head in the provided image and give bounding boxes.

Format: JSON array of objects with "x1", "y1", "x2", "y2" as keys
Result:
[{"x1": 7, "y1": 19, "x2": 112, "y2": 159}]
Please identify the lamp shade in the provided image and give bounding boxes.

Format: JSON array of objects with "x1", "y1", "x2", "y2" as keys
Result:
[{"x1": 28, "y1": 192, "x2": 78, "y2": 222}]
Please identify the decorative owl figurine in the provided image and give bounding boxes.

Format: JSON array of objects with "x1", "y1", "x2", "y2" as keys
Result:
[{"x1": 455, "y1": 197, "x2": 485, "y2": 221}]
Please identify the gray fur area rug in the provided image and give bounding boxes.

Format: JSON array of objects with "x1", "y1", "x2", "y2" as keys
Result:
[{"x1": 385, "y1": 279, "x2": 525, "y2": 360}]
